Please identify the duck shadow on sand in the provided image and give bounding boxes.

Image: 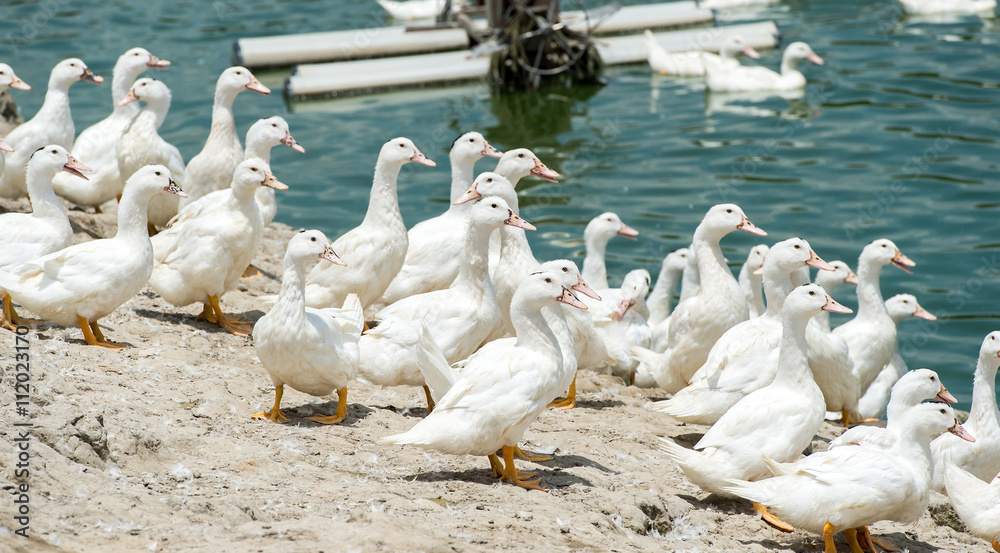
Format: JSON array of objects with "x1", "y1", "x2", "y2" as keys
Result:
[
  {"x1": 276, "y1": 400, "x2": 374, "y2": 427},
  {"x1": 573, "y1": 398, "x2": 625, "y2": 410},
  {"x1": 407, "y1": 462, "x2": 594, "y2": 489},
  {"x1": 133, "y1": 306, "x2": 265, "y2": 334}
]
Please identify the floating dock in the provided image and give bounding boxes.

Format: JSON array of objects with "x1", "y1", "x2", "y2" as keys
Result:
[
  {"x1": 234, "y1": 2, "x2": 715, "y2": 69},
  {"x1": 284, "y1": 21, "x2": 780, "y2": 98}
]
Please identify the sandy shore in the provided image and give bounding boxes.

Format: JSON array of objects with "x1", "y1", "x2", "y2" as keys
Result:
[{"x1": 0, "y1": 197, "x2": 987, "y2": 553}]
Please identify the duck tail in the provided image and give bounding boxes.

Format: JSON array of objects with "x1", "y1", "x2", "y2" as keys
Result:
[
  {"x1": 643, "y1": 30, "x2": 661, "y2": 53},
  {"x1": 341, "y1": 293, "x2": 364, "y2": 341},
  {"x1": 718, "y1": 478, "x2": 761, "y2": 503},
  {"x1": 414, "y1": 322, "x2": 456, "y2": 404}
]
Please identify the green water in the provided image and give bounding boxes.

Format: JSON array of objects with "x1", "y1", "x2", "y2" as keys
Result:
[{"x1": 4, "y1": 0, "x2": 998, "y2": 407}]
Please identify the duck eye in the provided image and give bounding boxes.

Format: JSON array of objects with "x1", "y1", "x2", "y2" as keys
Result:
[
  {"x1": 272, "y1": 124, "x2": 277, "y2": 128},
  {"x1": 794, "y1": 244, "x2": 800, "y2": 249},
  {"x1": 235, "y1": 71, "x2": 242, "y2": 75},
  {"x1": 809, "y1": 291, "x2": 815, "y2": 296},
  {"x1": 930, "y1": 376, "x2": 936, "y2": 381},
  {"x1": 487, "y1": 178, "x2": 492, "y2": 183},
  {"x1": 251, "y1": 168, "x2": 258, "y2": 172},
  {"x1": 155, "y1": 171, "x2": 162, "y2": 176},
  {"x1": 726, "y1": 209, "x2": 733, "y2": 213},
  {"x1": 940, "y1": 409, "x2": 946, "y2": 414},
  {"x1": 399, "y1": 143, "x2": 405, "y2": 148},
  {"x1": 881, "y1": 244, "x2": 888, "y2": 248},
  {"x1": 491, "y1": 203, "x2": 497, "y2": 208},
  {"x1": 51, "y1": 149, "x2": 57, "y2": 154},
  {"x1": 469, "y1": 138, "x2": 474, "y2": 142},
  {"x1": 518, "y1": 153, "x2": 524, "y2": 158},
  {"x1": 562, "y1": 267, "x2": 568, "y2": 272},
  {"x1": 544, "y1": 278, "x2": 552, "y2": 283},
  {"x1": 310, "y1": 237, "x2": 317, "y2": 242}
]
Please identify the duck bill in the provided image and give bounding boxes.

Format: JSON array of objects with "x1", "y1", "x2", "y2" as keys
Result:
[
  {"x1": 531, "y1": 158, "x2": 560, "y2": 183},
  {"x1": 282, "y1": 131, "x2": 306, "y2": 153},
  {"x1": 844, "y1": 270, "x2": 859, "y2": 285},
  {"x1": 891, "y1": 251, "x2": 915, "y2": 274},
  {"x1": 573, "y1": 275, "x2": 601, "y2": 300},
  {"x1": 165, "y1": 178, "x2": 187, "y2": 198},
  {"x1": 8, "y1": 74, "x2": 30, "y2": 91},
  {"x1": 410, "y1": 148, "x2": 436, "y2": 167},
  {"x1": 81, "y1": 69, "x2": 104, "y2": 84},
  {"x1": 742, "y1": 46, "x2": 761, "y2": 59},
  {"x1": 62, "y1": 155, "x2": 91, "y2": 180},
  {"x1": 617, "y1": 223, "x2": 639, "y2": 239},
  {"x1": 147, "y1": 55, "x2": 171, "y2": 69},
  {"x1": 320, "y1": 245, "x2": 347, "y2": 266},
  {"x1": 936, "y1": 385, "x2": 957, "y2": 405},
  {"x1": 262, "y1": 171, "x2": 288, "y2": 190},
  {"x1": 807, "y1": 53, "x2": 825, "y2": 66},
  {"x1": 504, "y1": 210, "x2": 536, "y2": 231},
  {"x1": 557, "y1": 287, "x2": 587, "y2": 310},
  {"x1": 246, "y1": 75, "x2": 271, "y2": 95},
  {"x1": 913, "y1": 306, "x2": 937, "y2": 321},
  {"x1": 453, "y1": 186, "x2": 480, "y2": 205},
  {"x1": 0, "y1": 138, "x2": 12, "y2": 152},
  {"x1": 948, "y1": 420, "x2": 975, "y2": 442},
  {"x1": 822, "y1": 296, "x2": 853, "y2": 314},
  {"x1": 482, "y1": 142, "x2": 503, "y2": 158},
  {"x1": 752, "y1": 266, "x2": 763, "y2": 276},
  {"x1": 116, "y1": 90, "x2": 140, "y2": 107},
  {"x1": 612, "y1": 298, "x2": 634, "y2": 321},
  {"x1": 737, "y1": 216, "x2": 767, "y2": 236},
  {"x1": 807, "y1": 250, "x2": 835, "y2": 271}
]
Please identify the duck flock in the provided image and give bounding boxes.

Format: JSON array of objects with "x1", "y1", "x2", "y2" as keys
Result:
[{"x1": 0, "y1": 35, "x2": 998, "y2": 553}]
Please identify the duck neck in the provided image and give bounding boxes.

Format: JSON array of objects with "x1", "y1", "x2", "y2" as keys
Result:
[
  {"x1": 890, "y1": 422, "x2": 934, "y2": 479},
  {"x1": 691, "y1": 226, "x2": 733, "y2": 295},
  {"x1": 274, "y1": 256, "x2": 309, "y2": 324},
  {"x1": 582, "y1": 234, "x2": 609, "y2": 291},
  {"x1": 115, "y1": 189, "x2": 154, "y2": 246},
  {"x1": 362, "y1": 158, "x2": 405, "y2": 228},
  {"x1": 244, "y1": 140, "x2": 274, "y2": 164},
  {"x1": 762, "y1": 265, "x2": 795, "y2": 318},
  {"x1": 206, "y1": 86, "x2": 241, "y2": 151},
  {"x1": 500, "y1": 225, "x2": 534, "y2": 268},
  {"x1": 453, "y1": 219, "x2": 495, "y2": 295},
  {"x1": 855, "y1": 258, "x2": 887, "y2": 322},
  {"x1": 772, "y1": 308, "x2": 815, "y2": 386},
  {"x1": 229, "y1": 182, "x2": 259, "y2": 209},
  {"x1": 142, "y1": 99, "x2": 170, "y2": 129},
  {"x1": 648, "y1": 265, "x2": 681, "y2": 324},
  {"x1": 512, "y1": 298, "x2": 560, "y2": 355},
  {"x1": 970, "y1": 354, "x2": 1000, "y2": 427},
  {"x1": 781, "y1": 56, "x2": 803, "y2": 76},
  {"x1": 112, "y1": 64, "x2": 145, "y2": 116},
  {"x1": 449, "y1": 153, "x2": 478, "y2": 204},
  {"x1": 27, "y1": 168, "x2": 69, "y2": 223},
  {"x1": 38, "y1": 79, "x2": 72, "y2": 128}
]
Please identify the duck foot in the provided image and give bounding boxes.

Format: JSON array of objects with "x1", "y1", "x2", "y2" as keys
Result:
[
  {"x1": 77, "y1": 316, "x2": 126, "y2": 351},
  {"x1": 147, "y1": 222, "x2": 159, "y2": 236},
  {"x1": 547, "y1": 376, "x2": 577, "y2": 409},
  {"x1": 306, "y1": 387, "x2": 348, "y2": 425},
  {"x1": 208, "y1": 295, "x2": 252, "y2": 337},
  {"x1": 197, "y1": 303, "x2": 219, "y2": 324},
  {"x1": 992, "y1": 538, "x2": 999, "y2": 553},
  {"x1": 513, "y1": 445, "x2": 551, "y2": 463},
  {"x1": 840, "y1": 410, "x2": 879, "y2": 428},
  {"x1": 241, "y1": 265, "x2": 264, "y2": 278},
  {"x1": 422, "y1": 385, "x2": 436, "y2": 413},
  {"x1": 488, "y1": 453, "x2": 504, "y2": 478},
  {"x1": 754, "y1": 502, "x2": 795, "y2": 533},
  {"x1": 252, "y1": 385, "x2": 290, "y2": 423},
  {"x1": 823, "y1": 522, "x2": 837, "y2": 553},
  {"x1": 2, "y1": 293, "x2": 43, "y2": 330},
  {"x1": 500, "y1": 446, "x2": 547, "y2": 492},
  {"x1": 845, "y1": 528, "x2": 867, "y2": 553}
]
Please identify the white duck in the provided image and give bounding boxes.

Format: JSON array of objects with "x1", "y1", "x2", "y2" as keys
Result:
[
  {"x1": 705, "y1": 41, "x2": 823, "y2": 93},
  {"x1": 644, "y1": 31, "x2": 761, "y2": 77},
  {"x1": 648, "y1": 248, "x2": 690, "y2": 327},
  {"x1": 738, "y1": 244, "x2": 769, "y2": 318},
  {"x1": 168, "y1": 116, "x2": 305, "y2": 230},
  {"x1": 585, "y1": 268, "x2": 652, "y2": 345},
  {"x1": 379, "y1": 131, "x2": 501, "y2": 305},
  {"x1": 646, "y1": 204, "x2": 766, "y2": 390},
  {"x1": 304, "y1": 137, "x2": 435, "y2": 310},
  {"x1": 0, "y1": 58, "x2": 103, "y2": 199},
  {"x1": 649, "y1": 238, "x2": 833, "y2": 424},
  {"x1": 898, "y1": 0, "x2": 996, "y2": 15},
  {"x1": 149, "y1": 159, "x2": 286, "y2": 336},
  {"x1": 581, "y1": 212, "x2": 639, "y2": 290},
  {"x1": 833, "y1": 239, "x2": 916, "y2": 395},
  {"x1": 50, "y1": 47, "x2": 169, "y2": 208},
  {"x1": 376, "y1": 0, "x2": 464, "y2": 20},
  {"x1": 855, "y1": 294, "x2": 937, "y2": 420},
  {"x1": 812, "y1": 260, "x2": 857, "y2": 333},
  {"x1": 0, "y1": 146, "x2": 89, "y2": 329},
  {"x1": 358, "y1": 196, "x2": 534, "y2": 410},
  {"x1": 179, "y1": 66, "x2": 270, "y2": 205},
  {"x1": 0, "y1": 166, "x2": 183, "y2": 348},
  {"x1": 829, "y1": 368, "x2": 957, "y2": 450},
  {"x1": 658, "y1": 284, "x2": 850, "y2": 521},
  {"x1": 944, "y1": 464, "x2": 1000, "y2": 552},
  {"x1": 383, "y1": 271, "x2": 587, "y2": 491},
  {"x1": 115, "y1": 78, "x2": 186, "y2": 233},
  {"x1": 0, "y1": 63, "x2": 30, "y2": 94},
  {"x1": 931, "y1": 330, "x2": 1000, "y2": 492},
  {"x1": 722, "y1": 402, "x2": 975, "y2": 553},
  {"x1": 251, "y1": 230, "x2": 363, "y2": 425}
]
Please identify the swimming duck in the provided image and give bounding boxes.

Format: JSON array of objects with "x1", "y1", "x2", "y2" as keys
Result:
[
  {"x1": 649, "y1": 239, "x2": 832, "y2": 424},
  {"x1": 379, "y1": 131, "x2": 501, "y2": 305},
  {"x1": 148, "y1": 159, "x2": 286, "y2": 336},
  {"x1": 304, "y1": 137, "x2": 435, "y2": 310},
  {"x1": 51, "y1": 47, "x2": 169, "y2": 208},
  {"x1": 252, "y1": 229, "x2": 363, "y2": 424},
  {"x1": 358, "y1": 196, "x2": 533, "y2": 411},
  {"x1": 0, "y1": 145, "x2": 89, "y2": 329},
  {"x1": 855, "y1": 294, "x2": 937, "y2": 420},
  {"x1": 179, "y1": 67, "x2": 270, "y2": 205},
  {"x1": 830, "y1": 368, "x2": 956, "y2": 450},
  {"x1": 581, "y1": 212, "x2": 639, "y2": 290},
  {"x1": 383, "y1": 271, "x2": 587, "y2": 491},
  {"x1": 115, "y1": 78, "x2": 186, "y2": 233},
  {"x1": 931, "y1": 330, "x2": 1000, "y2": 492},
  {"x1": 0, "y1": 166, "x2": 184, "y2": 349},
  {"x1": 898, "y1": 0, "x2": 996, "y2": 14},
  {"x1": 722, "y1": 402, "x2": 974, "y2": 553},
  {"x1": 376, "y1": 0, "x2": 464, "y2": 20},
  {"x1": 812, "y1": 260, "x2": 857, "y2": 333},
  {"x1": 705, "y1": 42, "x2": 823, "y2": 93},
  {"x1": 739, "y1": 244, "x2": 769, "y2": 318},
  {"x1": 943, "y1": 464, "x2": 1000, "y2": 552},
  {"x1": 658, "y1": 284, "x2": 850, "y2": 525},
  {"x1": 0, "y1": 58, "x2": 102, "y2": 199},
  {"x1": 644, "y1": 31, "x2": 761, "y2": 77}
]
